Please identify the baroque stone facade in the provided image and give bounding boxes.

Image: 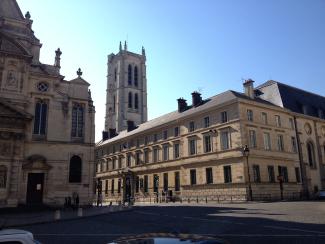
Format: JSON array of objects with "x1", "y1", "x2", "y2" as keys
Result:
[
  {"x1": 95, "y1": 78, "x2": 325, "y2": 203},
  {"x1": 0, "y1": 0, "x2": 95, "y2": 207}
]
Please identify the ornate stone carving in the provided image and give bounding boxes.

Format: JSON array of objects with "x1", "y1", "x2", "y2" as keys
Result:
[
  {"x1": 304, "y1": 123, "x2": 312, "y2": 135},
  {"x1": 5, "y1": 70, "x2": 19, "y2": 90},
  {"x1": 0, "y1": 37, "x2": 25, "y2": 56},
  {"x1": 321, "y1": 126, "x2": 325, "y2": 137}
]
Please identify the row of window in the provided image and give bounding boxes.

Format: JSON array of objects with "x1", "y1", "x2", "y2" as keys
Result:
[
  {"x1": 97, "y1": 132, "x2": 232, "y2": 172},
  {"x1": 248, "y1": 130, "x2": 296, "y2": 152},
  {"x1": 97, "y1": 111, "x2": 230, "y2": 157},
  {"x1": 114, "y1": 65, "x2": 139, "y2": 87},
  {"x1": 33, "y1": 100, "x2": 84, "y2": 138},
  {"x1": 249, "y1": 129, "x2": 318, "y2": 168},
  {"x1": 101, "y1": 164, "x2": 301, "y2": 194},
  {"x1": 247, "y1": 109, "x2": 295, "y2": 129}
]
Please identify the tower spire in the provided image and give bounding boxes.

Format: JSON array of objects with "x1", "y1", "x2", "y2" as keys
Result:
[
  {"x1": 119, "y1": 41, "x2": 122, "y2": 52},
  {"x1": 124, "y1": 41, "x2": 128, "y2": 51}
]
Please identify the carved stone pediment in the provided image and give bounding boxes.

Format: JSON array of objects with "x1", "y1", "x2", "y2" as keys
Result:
[
  {"x1": 23, "y1": 154, "x2": 52, "y2": 171},
  {"x1": 0, "y1": 99, "x2": 32, "y2": 119},
  {"x1": 0, "y1": 32, "x2": 30, "y2": 57}
]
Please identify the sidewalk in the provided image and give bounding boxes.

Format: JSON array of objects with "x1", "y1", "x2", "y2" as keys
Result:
[{"x1": 0, "y1": 205, "x2": 132, "y2": 228}]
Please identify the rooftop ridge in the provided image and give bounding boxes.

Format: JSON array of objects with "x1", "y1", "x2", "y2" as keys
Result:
[{"x1": 258, "y1": 80, "x2": 325, "y2": 100}]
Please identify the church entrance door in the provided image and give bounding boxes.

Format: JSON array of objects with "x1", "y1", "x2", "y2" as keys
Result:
[{"x1": 26, "y1": 173, "x2": 44, "y2": 205}]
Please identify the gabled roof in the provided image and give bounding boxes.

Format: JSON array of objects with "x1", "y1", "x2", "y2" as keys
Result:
[
  {"x1": 69, "y1": 77, "x2": 90, "y2": 86},
  {"x1": 0, "y1": 0, "x2": 25, "y2": 21},
  {"x1": 97, "y1": 90, "x2": 277, "y2": 146},
  {"x1": 257, "y1": 80, "x2": 325, "y2": 118}
]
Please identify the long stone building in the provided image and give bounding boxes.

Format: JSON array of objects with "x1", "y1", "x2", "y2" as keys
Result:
[
  {"x1": 0, "y1": 0, "x2": 95, "y2": 207},
  {"x1": 96, "y1": 75, "x2": 325, "y2": 203}
]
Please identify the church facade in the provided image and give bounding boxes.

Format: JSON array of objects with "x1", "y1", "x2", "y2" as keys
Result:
[{"x1": 0, "y1": 0, "x2": 95, "y2": 207}]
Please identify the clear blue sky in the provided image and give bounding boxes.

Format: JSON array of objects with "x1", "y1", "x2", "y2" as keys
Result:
[{"x1": 17, "y1": 0, "x2": 325, "y2": 141}]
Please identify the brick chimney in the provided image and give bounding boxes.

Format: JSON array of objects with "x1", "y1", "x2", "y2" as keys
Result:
[
  {"x1": 177, "y1": 98, "x2": 187, "y2": 112},
  {"x1": 243, "y1": 79, "x2": 255, "y2": 99},
  {"x1": 102, "y1": 131, "x2": 109, "y2": 141},
  {"x1": 192, "y1": 91, "x2": 202, "y2": 107},
  {"x1": 127, "y1": 120, "x2": 136, "y2": 132}
]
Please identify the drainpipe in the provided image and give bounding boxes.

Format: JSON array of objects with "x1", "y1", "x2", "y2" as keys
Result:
[{"x1": 293, "y1": 116, "x2": 309, "y2": 198}]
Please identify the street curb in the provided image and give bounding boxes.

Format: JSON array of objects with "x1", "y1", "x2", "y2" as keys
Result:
[{"x1": 2, "y1": 207, "x2": 134, "y2": 228}]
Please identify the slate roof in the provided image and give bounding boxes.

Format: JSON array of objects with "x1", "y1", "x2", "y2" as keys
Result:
[
  {"x1": 0, "y1": 0, "x2": 24, "y2": 21},
  {"x1": 97, "y1": 90, "x2": 277, "y2": 146},
  {"x1": 257, "y1": 80, "x2": 325, "y2": 118}
]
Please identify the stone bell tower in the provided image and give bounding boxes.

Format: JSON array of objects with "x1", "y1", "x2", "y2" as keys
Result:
[{"x1": 105, "y1": 41, "x2": 148, "y2": 134}]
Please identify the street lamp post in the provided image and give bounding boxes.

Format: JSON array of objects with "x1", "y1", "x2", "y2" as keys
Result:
[{"x1": 243, "y1": 145, "x2": 253, "y2": 201}]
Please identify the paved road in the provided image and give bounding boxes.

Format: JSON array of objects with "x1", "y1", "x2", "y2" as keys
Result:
[{"x1": 21, "y1": 201, "x2": 325, "y2": 244}]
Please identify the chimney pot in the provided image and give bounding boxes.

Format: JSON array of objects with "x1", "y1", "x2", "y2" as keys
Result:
[
  {"x1": 191, "y1": 91, "x2": 202, "y2": 107},
  {"x1": 177, "y1": 98, "x2": 187, "y2": 112},
  {"x1": 127, "y1": 121, "x2": 136, "y2": 132},
  {"x1": 102, "y1": 131, "x2": 109, "y2": 141},
  {"x1": 243, "y1": 79, "x2": 255, "y2": 99}
]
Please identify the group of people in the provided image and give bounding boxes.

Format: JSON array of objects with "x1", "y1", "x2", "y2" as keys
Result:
[{"x1": 64, "y1": 192, "x2": 79, "y2": 209}]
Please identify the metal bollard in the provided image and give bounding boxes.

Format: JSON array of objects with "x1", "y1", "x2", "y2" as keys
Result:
[
  {"x1": 77, "y1": 207, "x2": 83, "y2": 217},
  {"x1": 54, "y1": 210, "x2": 61, "y2": 220}
]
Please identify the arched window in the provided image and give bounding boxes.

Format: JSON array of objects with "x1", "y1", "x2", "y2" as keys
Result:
[
  {"x1": 128, "y1": 92, "x2": 133, "y2": 108},
  {"x1": 307, "y1": 142, "x2": 316, "y2": 167},
  {"x1": 69, "y1": 155, "x2": 82, "y2": 183},
  {"x1": 128, "y1": 64, "x2": 132, "y2": 85},
  {"x1": 114, "y1": 68, "x2": 117, "y2": 82},
  {"x1": 134, "y1": 93, "x2": 139, "y2": 109},
  {"x1": 33, "y1": 100, "x2": 48, "y2": 135},
  {"x1": 0, "y1": 166, "x2": 7, "y2": 188},
  {"x1": 134, "y1": 66, "x2": 138, "y2": 87},
  {"x1": 71, "y1": 104, "x2": 84, "y2": 138}
]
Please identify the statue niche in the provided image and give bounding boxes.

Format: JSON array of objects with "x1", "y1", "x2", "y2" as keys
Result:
[{"x1": 4, "y1": 70, "x2": 19, "y2": 91}]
